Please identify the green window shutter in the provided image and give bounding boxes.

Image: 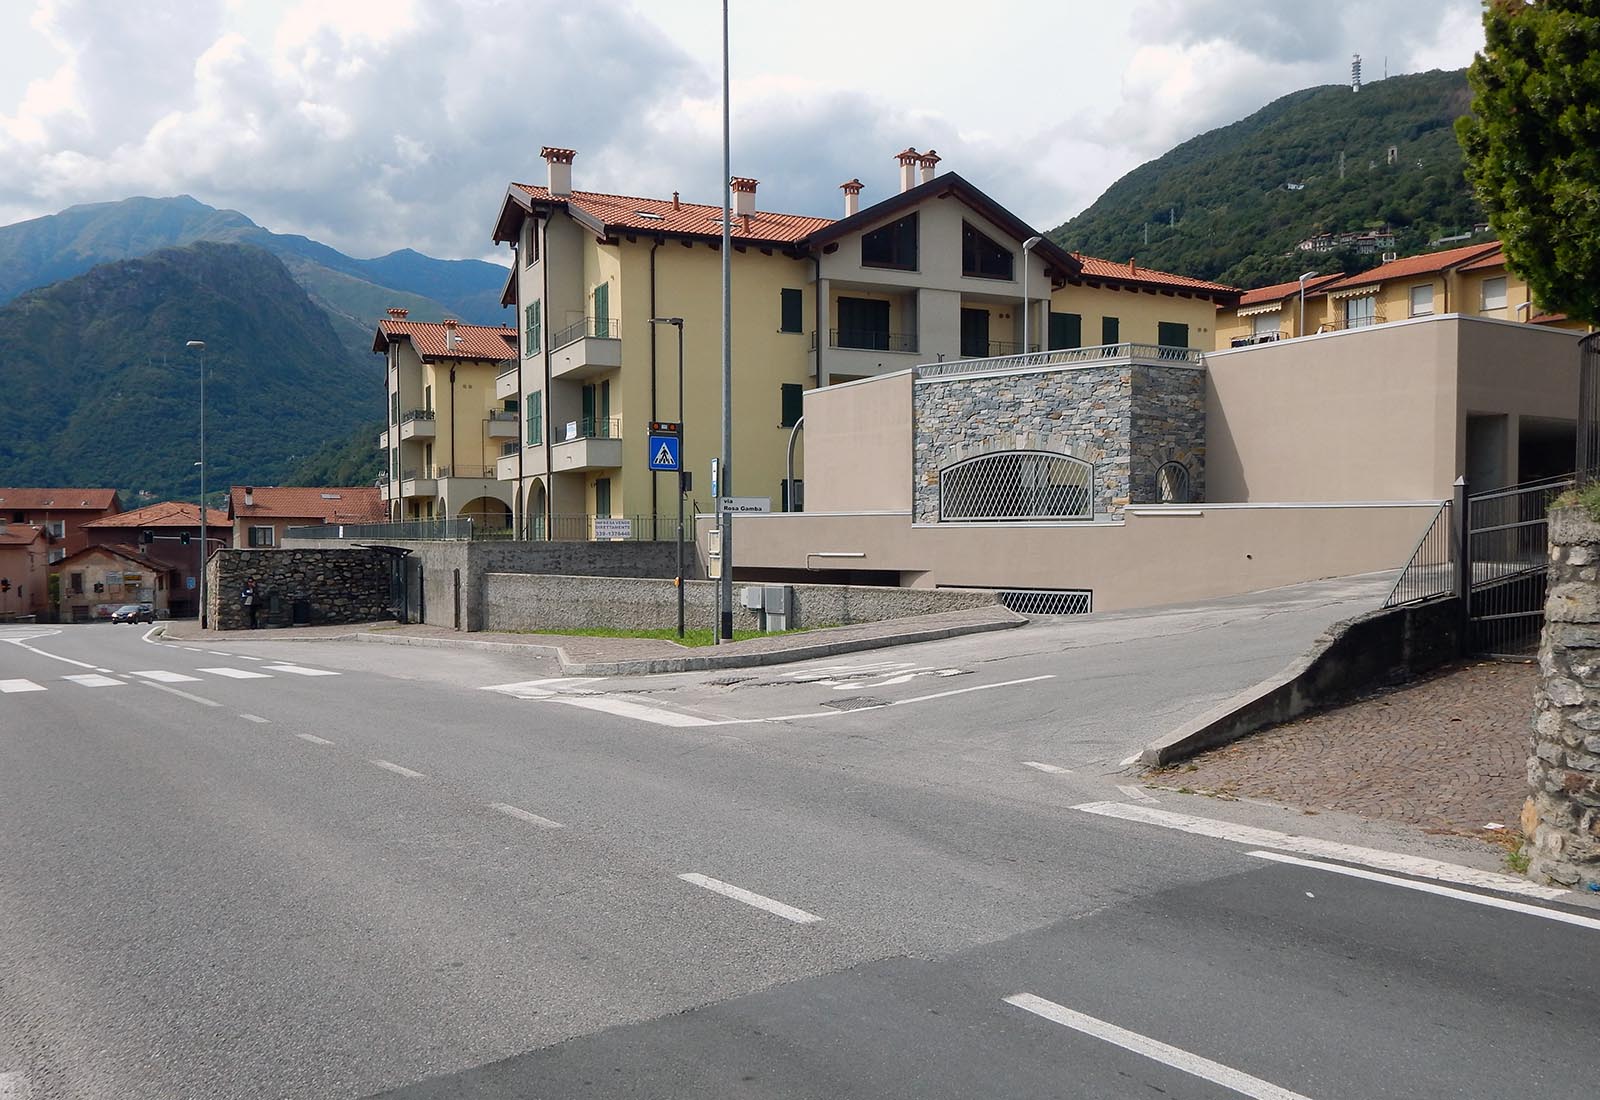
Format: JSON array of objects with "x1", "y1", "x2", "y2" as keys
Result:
[
  {"x1": 531, "y1": 300, "x2": 541, "y2": 353},
  {"x1": 593, "y1": 283, "x2": 609, "y2": 336},
  {"x1": 525, "y1": 392, "x2": 542, "y2": 446},
  {"x1": 780, "y1": 288, "x2": 803, "y2": 333},
  {"x1": 1101, "y1": 316, "x2": 1120, "y2": 345},
  {"x1": 1048, "y1": 312, "x2": 1082, "y2": 350},
  {"x1": 781, "y1": 383, "x2": 804, "y2": 428},
  {"x1": 1157, "y1": 321, "x2": 1189, "y2": 348}
]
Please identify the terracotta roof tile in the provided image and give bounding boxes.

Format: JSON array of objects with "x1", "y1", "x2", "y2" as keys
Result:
[
  {"x1": 1321, "y1": 242, "x2": 1503, "y2": 292},
  {"x1": 228, "y1": 486, "x2": 385, "y2": 523},
  {"x1": 54, "y1": 544, "x2": 151, "y2": 570},
  {"x1": 1234, "y1": 274, "x2": 1343, "y2": 307},
  {"x1": 1070, "y1": 253, "x2": 1239, "y2": 295},
  {"x1": 0, "y1": 488, "x2": 119, "y2": 511},
  {"x1": 1457, "y1": 246, "x2": 1508, "y2": 273},
  {"x1": 374, "y1": 319, "x2": 516, "y2": 360},
  {"x1": 84, "y1": 500, "x2": 229, "y2": 528},
  {"x1": 0, "y1": 525, "x2": 46, "y2": 545},
  {"x1": 514, "y1": 184, "x2": 834, "y2": 245}
]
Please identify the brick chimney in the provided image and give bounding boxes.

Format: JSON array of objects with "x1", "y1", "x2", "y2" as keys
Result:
[
  {"x1": 731, "y1": 176, "x2": 758, "y2": 217},
  {"x1": 840, "y1": 178, "x2": 864, "y2": 217},
  {"x1": 919, "y1": 150, "x2": 940, "y2": 184},
  {"x1": 541, "y1": 146, "x2": 576, "y2": 197},
  {"x1": 896, "y1": 148, "x2": 921, "y2": 193},
  {"x1": 386, "y1": 307, "x2": 408, "y2": 319},
  {"x1": 244, "y1": 486, "x2": 254, "y2": 507}
]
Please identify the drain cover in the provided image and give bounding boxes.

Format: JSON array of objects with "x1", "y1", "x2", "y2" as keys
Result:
[{"x1": 822, "y1": 696, "x2": 890, "y2": 711}]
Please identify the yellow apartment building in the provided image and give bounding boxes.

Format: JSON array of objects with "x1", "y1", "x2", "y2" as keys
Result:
[
  {"x1": 1217, "y1": 242, "x2": 1593, "y2": 348},
  {"x1": 374, "y1": 313, "x2": 520, "y2": 528},
  {"x1": 489, "y1": 146, "x2": 1238, "y2": 539}
]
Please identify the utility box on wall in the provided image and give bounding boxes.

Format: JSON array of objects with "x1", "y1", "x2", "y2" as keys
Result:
[{"x1": 741, "y1": 584, "x2": 794, "y2": 632}]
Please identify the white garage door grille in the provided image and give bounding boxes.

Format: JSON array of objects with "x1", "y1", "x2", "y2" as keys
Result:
[{"x1": 996, "y1": 589, "x2": 1093, "y2": 616}]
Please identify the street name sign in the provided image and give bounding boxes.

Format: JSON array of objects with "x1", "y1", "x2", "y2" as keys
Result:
[{"x1": 720, "y1": 496, "x2": 771, "y2": 514}]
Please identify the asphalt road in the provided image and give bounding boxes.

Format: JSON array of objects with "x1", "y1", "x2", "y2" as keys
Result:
[{"x1": 2, "y1": 577, "x2": 1596, "y2": 1099}]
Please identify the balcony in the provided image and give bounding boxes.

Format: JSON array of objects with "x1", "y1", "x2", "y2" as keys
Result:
[
  {"x1": 377, "y1": 428, "x2": 389, "y2": 450},
  {"x1": 436, "y1": 464, "x2": 496, "y2": 481},
  {"x1": 495, "y1": 359, "x2": 520, "y2": 401},
  {"x1": 398, "y1": 408, "x2": 436, "y2": 441},
  {"x1": 399, "y1": 468, "x2": 437, "y2": 498},
  {"x1": 549, "y1": 317, "x2": 622, "y2": 381},
  {"x1": 1322, "y1": 313, "x2": 1387, "y2": 333},
  {"x1": 551, "y1": 416, "x2": 623, "y2": 471},
  {"x1": 981, "y1": 340, "x2": 1041, "y2": 357},
  {"x1": 487, "y1": 410, "x2": 519, "y2": 439},
  {"x1": 815, "y1": 328, "x2": 919, "y2": 354}
]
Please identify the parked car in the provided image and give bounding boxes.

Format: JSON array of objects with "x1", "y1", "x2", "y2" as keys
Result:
[{"x1": 111, "y1": 603, "x2": 156, "y2": 624}]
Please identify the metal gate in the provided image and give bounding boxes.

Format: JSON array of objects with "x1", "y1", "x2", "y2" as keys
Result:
[
  {"x1": 1581, "y1": 331, "x2": 1599, "y2": 487},
  {"x1": 1466, "y1": 475, "x2": 1573, "y2": 657}
]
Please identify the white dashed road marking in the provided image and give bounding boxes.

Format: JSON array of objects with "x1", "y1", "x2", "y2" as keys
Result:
[
  {"x1": 128, "y1": 670, "x2": 203, "y2": 683},
  {"x1": 1004, "y1": 993, "x2": 1315, "y2": 1100},
  {"x1": 61, "y1": 674, "x2": 123, "y2": 688},
  {"x1": 371, "y1": 759, "x2": 425, "y2": 779},
  {"x1": 197, "y1": 667, "x2": 272, "y2": 679},
  {"x1": 239, "y1": 714, "x2": 270, "y2": 724},
  {"x1": 678, "y1": 873, "x2": 823, "y2": 924},
  {"x1": 3, "y1": 638, "x2": 98, "y2": 669},
  {"x1": 261, "y1": 664, "x2": 340, "y2": 677},
  {"x1": 0, "y1": 680, "x2": 46, "y2": 693},
  {"x1": 490, "y1": 803, "x2": 566, "y2": 829},
  {"x1": 1023, "y1": 761, "x2": 1072, "y2": 774},
  {"x1": 136, "y1": 681, "x2": 222, "y2": 708},
  {"x1": 296, "y1": 733, "x2": 333, "y2": 745}
]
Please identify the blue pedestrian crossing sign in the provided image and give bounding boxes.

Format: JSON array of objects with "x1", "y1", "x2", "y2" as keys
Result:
[{"x1": 647, "y1": 425, "x2": 681, "y2": 471}]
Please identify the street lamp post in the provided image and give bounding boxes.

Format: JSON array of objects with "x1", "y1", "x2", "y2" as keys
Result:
[
  {"x1": 1298, "y1": 271, "x2": 1319, "y2": 338},
  {"x1": 186, "y1": 340, "x2": 207, "y2": 627},
  {"x1": 718, "y1": 0, "x2": 734, "y2": 642},
  {"x1": 1022, "y1": 235, "x2": 1043, "y2": 354},
  {"x1": 651, "y1": 317, "x2": 686, "y2": 639}
]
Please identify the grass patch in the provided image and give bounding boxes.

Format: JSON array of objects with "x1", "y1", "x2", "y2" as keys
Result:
[
  {"x1": 1555, "y1": 481, "x2": 1600, "y2": 522},
  {"x1": 1504, "y1": 843, "x2": 1531, "y2": 875},
  {"x1": 501, "y1": 624, "x2": 821, "y2": 648}
]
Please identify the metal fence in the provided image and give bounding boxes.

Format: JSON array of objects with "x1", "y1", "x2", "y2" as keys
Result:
[
  {"x1": 285, "y1": 518, "x2": 475, "y2": 541},
  {"x1": 940, "y1": 451, "x2": 1094, "y2": 521},
  {"x1": 915, "y1": 342, "x2": 1203, "y2": 380},
  {"x1": 1382, "y1": 500, "x2": 1454, "y2": 608},
  {"x1": 996, "y1": 589, "x2": 1093, "y2": 616},
  {"x1": 1581, "y1": 331, "x2": 1599, "y2": 487},
  {"x1": 1467, "y1": 475, "x2": 1573, "y2": 656}
]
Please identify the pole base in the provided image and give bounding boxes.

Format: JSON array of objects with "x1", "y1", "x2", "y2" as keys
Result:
[{"x1": 720, "y1": 610, "x2": 733, "y2": 641}]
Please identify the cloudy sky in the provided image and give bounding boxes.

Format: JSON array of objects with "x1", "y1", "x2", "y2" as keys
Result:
[{"x1": 0, "y1": 0, "x2": 1486, "y2": 262}]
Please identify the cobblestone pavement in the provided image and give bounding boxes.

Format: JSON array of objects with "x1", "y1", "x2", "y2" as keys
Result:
[{"x1": 1157, "y1": 661, "x2": 1536, "y2": 839}]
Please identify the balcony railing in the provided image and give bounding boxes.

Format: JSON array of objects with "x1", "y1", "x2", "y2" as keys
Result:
[
  {"x1": 915, "y1": 342, "x2": 1205, "y2": 380},
  {"x1": 983, "y1": 340, "x2": 1041, "y2": 356},
  {"x1": 400, "y1": 408, "x2": 435, "y2": 423},
  {"x1": 552, "y1": 316, "x2": 621, "y2": 349},
  {"x1": 828, "y1": 328, "x2": 918, "y2": 353},
  {"x1": 488, "y1": 410, "x2": 518, "y2": 423},
  {"x1": 1322, "y1": 313, "x2": 1387, "y2": 332},
  {"x1": 501, "y1": 440, "x2": 519, "y2": 457},
  {"x1": 1230, "y1": 331, "x2": 1287, "y2": 347},
  {"x1": 436, "y1": 464, "x2": 495, "y2": 480},
  {"x1": 558, "y1": 415, "x2": 622, "y2": 442},
  {"x1": 496, "y1": 359, "x2": 518, "y2": 378}
]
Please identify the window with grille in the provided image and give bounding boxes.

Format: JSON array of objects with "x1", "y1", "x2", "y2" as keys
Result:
[
  {"x1": 940, "y1": 451, "x2": 1093, "y2": 521},
  {"x1": 1156, "y1": 461, "x2": 1192, "y2": 503}
]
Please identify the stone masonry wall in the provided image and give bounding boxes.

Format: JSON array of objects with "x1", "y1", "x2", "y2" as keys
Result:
[
  {"x1": 1525, "y1": 506, "x2": 1600, "y2": 891},
  {"x1": 912, "y1": 362, "x2": 1207, "y2": 522},
  {"x1": 481, "y1": 574, "x2": 996, "y2": 633},
  {"x1": 206, "y1": 548, "x2": 392, "y2": 630},
  {"x1": 1129, "y1": 364, "x2": 1207, "y2": 505}
]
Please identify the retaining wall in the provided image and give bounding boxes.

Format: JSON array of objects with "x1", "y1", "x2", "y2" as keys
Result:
[
  {"x1": 1525, "y1": 506, "x2": 1600, "y2": 891},
  {"x1": 206, "y1": 548, "x2": 392, "y2": 630},
  {"x1": 481, "y1": 574, "x2": 997, "y2": 633}
]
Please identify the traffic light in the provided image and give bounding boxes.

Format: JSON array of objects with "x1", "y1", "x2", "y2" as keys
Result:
[
  {"x1": 179, "y1": 531, "x2": 191, "y2": 545},
  {"x1": 139, "y1": 529, "x2": 154, "y2": 545}
]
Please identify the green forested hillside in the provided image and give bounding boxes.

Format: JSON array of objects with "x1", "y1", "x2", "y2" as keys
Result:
[
  {"x1": 0, "y1": 243, "x2": 382, "y2": 501},
  {"x1": 1052, "y1": 69, "x2": 1483, "y2": 287},
  {"x1": 286, "y1": 422, "x2": 384, "y2": 487}
]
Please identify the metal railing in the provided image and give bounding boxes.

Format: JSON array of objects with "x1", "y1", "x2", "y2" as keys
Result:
[
  {"x1": 551, "y1": 316, "x2": 621, "y2": 348},
  {"x1": 500, "y1": 441, "x2": 519, "y2": 457},
  {"x1": 487, "y1": 410, "x2": 518, "y2": 424},
  {"x1": 1468, "y1": 475, "x2": 1574, "y2": 656},
  {"x1": 400, "y1": 467, "x2": 434, "y2": 483},
  {"x1": 436, "y1": 464, "x2": 495, "y2": 480},
  {"x1": 535, "y1": 514, "x2": 664, "y2": 541},
  {"x1": 983, "y1": 340, "x2": 1042, "y2": 356},
  {"x1": 829, "y1": 329, "x2": 919, "y2": 353},
  {"x1": 400, "y1": 408, "x2": 435, "y2": 423},
  {"x1": 285, "y1": 518, "x2": 474, "y2": 541},
  {"x1": 1581, "y1": 332, "x2": 1599, "y2": 487},
  {"x1": 916, "y1": 342, "x2": 1204, "y2": 380},
  {"x1": 497, "y1": 359, "x2": 518, "y2": 378},
  {"x1": 1322, "y1": 313, "x2": 1387, "y2": 332},
  {"x1": 1382, "y1": 500, "x2": 1454, "y2": 608},
  {"x1": 941, "y1": 451, "x2": 1094, "y2": 521},
  {"x1": 556, "y1": 415, "x2": 622, "y2": 442},
  {"x1": 1230, "y1": 331, "x2": 1286, "y2": 347}
]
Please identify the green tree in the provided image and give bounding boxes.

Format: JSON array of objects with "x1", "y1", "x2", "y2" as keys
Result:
[{"x1": 1458, "y1": 0, "x2": 1600, "y2": 324}]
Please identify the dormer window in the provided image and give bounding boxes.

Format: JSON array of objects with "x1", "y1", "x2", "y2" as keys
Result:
[
  {"x1": 962, "y1": 221, "x2": 1014, "y2": 280},
  {"x1": 862, "y1": 213, "x2": 918, "y2": 270}
]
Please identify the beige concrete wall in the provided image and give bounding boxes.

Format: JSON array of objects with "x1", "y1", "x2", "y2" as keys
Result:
[
  {"x1": 800, "y1": 373, "x2": 913, "y2": 512},
  {"x1": 1455, "y1": 318, "x2": 1583, "y2": 483},
  {"x1": 716, "y1": 502, "x2": 1437, "y2": 612}
]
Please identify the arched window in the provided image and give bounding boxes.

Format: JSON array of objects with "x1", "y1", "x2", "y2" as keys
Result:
[
  {"x1": 940, "y1": 451, "x2": 1093, "y2": 521},
  {"x1": 1156, "y1": 461, "x2": 1192, "y2": 504}
]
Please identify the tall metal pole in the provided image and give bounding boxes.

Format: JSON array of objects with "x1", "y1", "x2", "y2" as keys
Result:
[
  {"x1": 1021, "y1": 235, "x2": 1042, "y2": 354},
  {"x1": 718, "y1": 0, "x2": 734, "y2": 642},
  {"x1": 187, "y1": 340, "x2": 207, "y2": 627},
  {"x1": 676, "y1": 319, "x2": 686, "y2": 640}
]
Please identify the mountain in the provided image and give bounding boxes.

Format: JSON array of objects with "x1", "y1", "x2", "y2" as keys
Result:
[
  {"x1": 285, "y1": 422, "x2": 385, "y2": 487},
  {"x1": 1052, "y1": 69, "x2": 1483, "y2": 288},
  {"x1": 0, "y1": 195, "x2": 510, "y2": 357},
  {"x1": 0, "y1": 242, "x2": 382, "y2": 501}
]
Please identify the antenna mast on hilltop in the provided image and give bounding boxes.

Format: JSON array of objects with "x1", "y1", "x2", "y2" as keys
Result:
[{"x1": 1352, "y1": 54, "x2": 1363, "y2": 93}]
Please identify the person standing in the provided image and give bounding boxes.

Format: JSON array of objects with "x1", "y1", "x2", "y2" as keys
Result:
[{"x1": 242, "y1": 577, "x2": 259, "y2": 629}]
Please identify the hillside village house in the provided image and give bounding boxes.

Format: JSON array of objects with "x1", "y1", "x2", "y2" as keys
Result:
[
  {"x1": 0, "y1": 487, "x2": 121, "y2": 564},
  {"x1": 374, "y1": 314, "x2": 519, "y2": 530},
  {"x1": 79, "y1": 501, "x2": 231, "y2": 619},
  {"x1": 1215, "y1": 242, "x2": 1593, "y2": 348},
  {"x1": 53, "y1": 545, "x2": 166, "y2": 622},
  {"x1": 228, "y1": 485, "x2": 385, "y2": 547},
  {"x1": 483, "y1": 146, "x2": 1237, "y2": 540},
  {"x1": 0, "y1": 522, "x2": 49, "y2": 618}
]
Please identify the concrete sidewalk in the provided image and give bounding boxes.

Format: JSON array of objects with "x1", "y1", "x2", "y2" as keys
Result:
[{"x1": 154, "y1": 605, "x2": 1026, "y2": 674}]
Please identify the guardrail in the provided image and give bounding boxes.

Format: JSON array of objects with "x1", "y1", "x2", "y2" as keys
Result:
[
  {"x1": 915, "y1": 342, "x2": 1204, "y2": 379},
  {"x1": 829, "y1": 329, "x2": 919, "y2": 354},
  {"x1": 400, "y1": 408, "x2": 436, "y2": 423},
  {"x1": 551, "y1": 316, "x2": 621, "y2": 348},
  {"x1": 1382, "y1": 500, "x2": 1453, "y2": 608},
  {"x1": 555, "y1": 416, "x2": 622, "y2": 442}
]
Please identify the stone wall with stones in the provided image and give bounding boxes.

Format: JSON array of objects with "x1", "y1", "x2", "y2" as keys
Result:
[
  {"x1": 1130, "y1": 364, "x2": 1207, "y2": 505},
  {"x1": 206, "y1": 548, "x2": 393, "y2": 630},
  {"x1": 911, "y1": 362, "x2": 1206, "y2": 522},
  {"x1": 1525, "y1": 505, "x2": 1600, "y2": 891}
]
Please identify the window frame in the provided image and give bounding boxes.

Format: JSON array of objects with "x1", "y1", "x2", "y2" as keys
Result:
[
  {"x1": 960, "y1": 220, "x2": 1015, "y2": 281},
  {"x1": 860, "y1": 213, "x2": 919, "y2": 271},
  {"x1": 1409, "y1": 283, "x2": 1435, "y2": 317},
  {"x1": 1049, "y1": 312, "x2": 1082, "y2": 351},
  {"x1": 524, "y1": 300, "x2": 541, "y2": 357},
  {"x1": 1101, "y1": 316, "x2": 1120, "y2": 345},
  {"x1": 525, "y1": 391, "x2": 543, "y2": 447},
  {"x1": 1481, "y1": 276, "x2": 1508, "y2": 313},
  {"x1": 780, "y1": 383, "x2": 804, "y2": 428},
  {"x1": 248, "y1": 526, "x2": 276, "y2": 548},
  {"x1": 1157, "y1": 321, "x2": 1190, "y2": 348},
  {"x1": 779, "y1": 288, "x2": 803, "y2": 334}
]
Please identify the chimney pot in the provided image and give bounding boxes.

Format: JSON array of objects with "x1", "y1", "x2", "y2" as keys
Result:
[
  {"x1": 840, "y1": 178, "x2": 864, "y2": 217},
  {"x1": 919, "y1": 149, "x2": 940, "y2": 184},
  {"x1": 387, "y1": 307, "x2": 409, "y2": 319},
  {"x1": 244, "y1": 486, "x2": 254, "y2": 506},
  {"x1": 731, "y1": 176, "x2": 758, "y2": 218},
  {"x1": 672, "y1": 191, "x2": 681, "y2": 210},
  {"x1": 895, "y1": 148, "x2": 921, "y2": 193},
  {"x1": 540, "y1": 145, "x2": 576, "y2": 197}
]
